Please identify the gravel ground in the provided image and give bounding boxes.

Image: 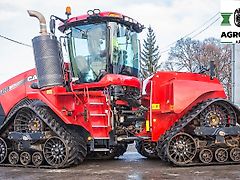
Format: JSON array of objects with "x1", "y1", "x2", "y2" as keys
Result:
[{"x1": 0, "y1": 145, "x2": 240, "y2": 180}]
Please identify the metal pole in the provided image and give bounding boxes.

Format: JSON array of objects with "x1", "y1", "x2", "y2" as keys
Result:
[
  {"x1": 232, "y1": 44, "x2": 240, "y2": 107},
  {"x1": 231, "y1": 44, "x2": 235, "y2": 103}
]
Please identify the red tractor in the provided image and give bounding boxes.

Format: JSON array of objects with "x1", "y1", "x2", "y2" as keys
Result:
[
  {"x1": 136, "y1": 71, "x2": 240, "y2": 166},
  {"x1": 0, "y1": 9, "x2": 145, "y2": 168},
  {"x1": 0, "y1": 8, "x2": 239, "y2": 168}
]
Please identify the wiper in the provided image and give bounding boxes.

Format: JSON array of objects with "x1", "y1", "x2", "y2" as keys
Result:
[
  {"x1": 70, "y1": 27, "x2": 88, "y2": 39},
  {"x1": 73, "y1": 26, "x2": 86, "y2": 33}
]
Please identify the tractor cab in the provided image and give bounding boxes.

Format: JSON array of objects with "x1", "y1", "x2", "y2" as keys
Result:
[{"x1": 58, "y1": 9, "x2": 144, "y2": 83}]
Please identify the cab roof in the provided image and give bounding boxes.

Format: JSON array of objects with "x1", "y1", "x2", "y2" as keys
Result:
[{"x1": 58, "y1": 10, "x2": 144, "y2": 33}]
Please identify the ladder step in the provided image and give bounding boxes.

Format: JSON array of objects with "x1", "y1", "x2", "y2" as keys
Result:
[
  {"x1": 89, "y1": 102, "x2": 104, "y2": 105},
  {"x1": 90, "y1": 113, "x2": 107, "y2": 117},
  {"x1": 94, "y1": 137, "x2": 110, "y2": 140},
  {"x1": 93, "y1": 148, "x2": 110, "y2": 152},
  {"x1": 92, "y1": 125, "x2": 108, "y2": 128}
]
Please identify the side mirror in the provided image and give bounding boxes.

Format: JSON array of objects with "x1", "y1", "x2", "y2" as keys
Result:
[{"x1": 50, "y1": 18, "x2": 56, "y2": 34}]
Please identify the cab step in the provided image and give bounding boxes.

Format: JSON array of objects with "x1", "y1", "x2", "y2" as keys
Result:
[
  {"x1": 92, "y1": 125, "x2": 108, "y2": 128},
  {"x1": 93, "y1": 148, "x2": 110, "y2": 152}
]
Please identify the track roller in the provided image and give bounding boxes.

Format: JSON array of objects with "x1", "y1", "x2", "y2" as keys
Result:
[
  {"x1": 230, "y1": 147, "x2": 240, "y2": 162},
  {"x1": 32, "y1": 152, "x2": 43, "y2": 167},
  {"x1": 20, "y1": 152, "x2": 31, "y2": 166},
  {"x1": 199, "y1": 149, "x2": 213, "y2": 164},
  {"x1": 8, "y1": 151, "x2": 19, "y2": 165},
  {"x1": 215, "y1": 148, "x2": 228, "y2": 162}
]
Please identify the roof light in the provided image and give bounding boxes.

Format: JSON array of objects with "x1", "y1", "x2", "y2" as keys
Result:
[
  {"x1": 65, "y1": 6, "x2": 71, "y2": 16},
  {"x1": 93, "y1": 9, "x2": 101, "y2": 14},
  {"x1": 87, "y1": 10, "x2": 94, "y2": 16},
  {"x1": 87, "y1": 9, "x2": 101, "y2": 16},
  {"x1": 108, "y1": 12, "x2": 122, "y2": 18}
]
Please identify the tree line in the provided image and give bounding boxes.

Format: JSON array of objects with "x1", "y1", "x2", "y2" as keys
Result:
[{"x1": 141, "y1": 26, "x2": 232, "y2": 98}]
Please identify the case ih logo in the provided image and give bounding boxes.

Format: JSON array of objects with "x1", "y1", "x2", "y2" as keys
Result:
[
  {"x1": 221, "y1": 0, "x2": 240, "y2": 44},
  {"x1": 0, "y1": 75, "x2": 37, "y2": 95}
]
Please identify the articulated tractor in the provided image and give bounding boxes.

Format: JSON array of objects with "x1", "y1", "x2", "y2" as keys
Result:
[{"x1": 0, "y1": 8, "x2": 239, "y2": 168}]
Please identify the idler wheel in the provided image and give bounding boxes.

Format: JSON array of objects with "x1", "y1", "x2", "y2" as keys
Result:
[
  {"x1": 0, "y1": 138, "x2": 7, "y2": 164},
  {"x1": 166, "y1": 133, "x2": 197, "y2": 165},
  {"x1": 43, "y1": 137, "x2": 68, "y2": 168}
]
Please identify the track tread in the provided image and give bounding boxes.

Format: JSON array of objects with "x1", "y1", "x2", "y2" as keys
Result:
[
  {"x1": 0, "y1": 99, "x2": 87, "y2": 168},
  {"x1": 31, "y1": 104, "x2": 87, "y2": 168},
  {"x1": 157, "y1": 98, "x2": 234, "y2": 166}
]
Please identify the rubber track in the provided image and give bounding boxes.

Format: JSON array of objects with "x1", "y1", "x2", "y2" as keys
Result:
[
  {"x1": 0, "y1": 99, "x2": 34, "y2": 136},
  {"x1": 157, "y1": 98, "x2": 237, "y2": 166},
  {"x1": 0, "y1": 99, "x2": 87, "y2": 168},
  {"x1": 32, "y1": 104, "x2": 87, "y2": 168}
]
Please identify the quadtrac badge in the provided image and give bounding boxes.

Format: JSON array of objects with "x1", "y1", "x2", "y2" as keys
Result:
[{"x1": 221, "y1": 0, "x2": 240, "y2": 44}]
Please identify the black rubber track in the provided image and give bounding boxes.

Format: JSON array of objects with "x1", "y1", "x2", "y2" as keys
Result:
[
  {"x1": 30, "y1": 102, "x2": 87, "y2": 168},
  {"x1": 157, "y1": 98, "x2": 240, "y2": 166},
  {"x1": 0, "y1": 99, "x2": 87, "y2": 168}
]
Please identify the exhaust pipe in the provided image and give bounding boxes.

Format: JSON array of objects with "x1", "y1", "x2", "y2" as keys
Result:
[
  {"x1": 27, "y1": 10, "x2": 47, "y2": 35},
  {"x1": 28, "y1": 10, "x2": 65, "y2": 89}
]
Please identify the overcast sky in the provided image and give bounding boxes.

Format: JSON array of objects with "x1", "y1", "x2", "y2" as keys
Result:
[{"x1": 0, "y1": 0, "x2": 219, "y2": 83}]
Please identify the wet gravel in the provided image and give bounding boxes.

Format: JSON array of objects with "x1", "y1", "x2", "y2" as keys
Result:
[{"x1": 1, "y1": 145, "x2": 240, "y2": 180}]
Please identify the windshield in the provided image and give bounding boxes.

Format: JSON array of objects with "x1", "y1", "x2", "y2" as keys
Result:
[
  {"x1": 68, "y1": 23, "x2": 107, "y2": 83},
  {"x1": 109, "y1": 22, "x2": 140, "y2": 77}
]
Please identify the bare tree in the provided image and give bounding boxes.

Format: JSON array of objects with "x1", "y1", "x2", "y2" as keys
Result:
[
  {"x1": 200, "y1": 38, "x2": 231, "y2": 97},
  {"x1": 164, "y1": 38, "x2": 202, "y2": 72}
]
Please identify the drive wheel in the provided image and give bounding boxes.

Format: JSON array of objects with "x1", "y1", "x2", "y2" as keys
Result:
[
  {"x1": 230, "y1": 147, "x2": 240, "y2": 162},
  {"x1": 166, "y1": 133, "x2": 197, "y2": 165},
  {"x1": 8, "y1": 151, "x2": 19, "y2": 165},
  {"x1": 14, "y1": 108, "x2": 44, "y2": 133},
  {"x1": 43, "y1": 137, "x2": 68, "y2": 168},
  {"x1": 20, "y1": 152, "x2": 31, "y2": 166},
  {"x1": 0, "y1": 138, "x2": 7, "y2": 164},
  {"x1": 215, "y1": 148, "x2": 228, "y2": 162},
  {"x1": 32, "y1": 152, "x2": 43, "y2": 167},
  {"x1": 200, "y1": 102, "x2": 236, "y2": 127},
  {"x1": 199, "y1": 149, "x2": 213, "y2": 164}
]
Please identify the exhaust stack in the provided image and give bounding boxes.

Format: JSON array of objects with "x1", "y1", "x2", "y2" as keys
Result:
[
  {"x1": 27, "y1": 10, "x2": 47, "y2": 35},
  {"x1": 28, "y1": 10, "x2": 65, "y2": 89}
]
